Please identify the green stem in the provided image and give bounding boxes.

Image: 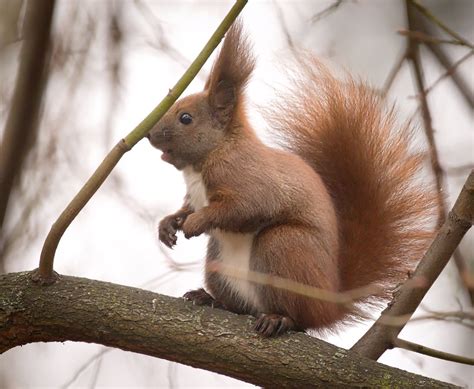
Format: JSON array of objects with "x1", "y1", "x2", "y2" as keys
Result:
[{"x1": 33, "y1": 0, "x2": 248, "y2": 284}]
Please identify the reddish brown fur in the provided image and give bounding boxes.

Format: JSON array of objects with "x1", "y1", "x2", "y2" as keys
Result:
[
  {"x1": 266, "y1": 54, "x2": 438, "y2": 306},
  {"x1": 148, "y1": 21, "x2": 437, "y2": 335}
]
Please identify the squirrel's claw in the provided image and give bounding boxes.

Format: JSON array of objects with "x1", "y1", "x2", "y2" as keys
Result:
[{"x1": 254, "y1": 314, "x2": 296, "y2": 337}]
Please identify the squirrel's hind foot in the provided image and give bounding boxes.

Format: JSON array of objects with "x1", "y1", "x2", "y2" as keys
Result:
[
  {"x1": 254, "y1": 313, "x2": 296, "y2": 337},
  {"x1": 183, "y1": 288, "x2": 226, "y2": 309}
]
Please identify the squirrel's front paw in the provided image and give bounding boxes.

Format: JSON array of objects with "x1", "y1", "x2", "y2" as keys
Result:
[
  {"x1": 159, "y1": 215, "x2": 183, "y2": 248},
  {"x1": 182, "y1": 213, "x2": 208, "y2": 239}
]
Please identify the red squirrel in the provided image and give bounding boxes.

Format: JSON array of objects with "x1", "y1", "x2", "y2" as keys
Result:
[{"x1": 147, "y1": 22, "x2": 436, "y2": 337}]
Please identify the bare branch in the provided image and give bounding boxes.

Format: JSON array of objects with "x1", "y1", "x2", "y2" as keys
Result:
[
  {"x1": 420, "y1": 50, "x2": 474, "y2": 98},
  {"x1": 0, "y1": 0, "x2": 55, "y2": 237},
  {"x1": 411, "y1": 308, "x2": 474, "y2": 329},
  {"x1": 134, "y1": 0, "x2": 194, "y2": 70},
  {"x1": 398, "y1": 29, "x2": 470, "y2": 47},
  {"x1": 405, "y1": 0, "x2": 474, "y2": 109},
  {"x1": 425, "y1": 45, "x2": 474, "y2": 110},
  {"x1": 393, "y1": 338, "x2": 474, "y2": 366},
  {"x1": 452, "y1": 250, "x2": 474, "y2": 304},
  {"x1": 405, "y1": 2, "x2": 445, "y2": 229},
  {"x1": 310, "y1": 0, "x2": 344, "y2": 24},
  {"x1": 61, "y1": 348, "x2": 111, "y2": 389},
  {"x1": 382, "y1": 49, "x2": 408, "y2": 97},
  {"x1": 273, "y1": 0, "x2": 295, "y2": 50},
  {"x1": 0, "y1": 271, "x2": 455, "y2": 388},
  {"x1": 211, "y1": 262, "x2": 384, "y2": 306},
  {"x1": 409, "y1": 0, "x2": 474, "y2": 49}
]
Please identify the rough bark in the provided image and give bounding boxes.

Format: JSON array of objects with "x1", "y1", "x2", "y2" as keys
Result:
[{"x1": 0, "y1": 271, "x2": 455, "y2": 388}]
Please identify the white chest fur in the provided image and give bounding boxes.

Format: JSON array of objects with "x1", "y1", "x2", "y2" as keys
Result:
[
  {"x1": 212, "y1": 230, "x2": 260, "y2": 311},
  {"x1": 182, "y1": 167, "x2": 208, "y2": 210},
  {"x1": 182, "y1": 167, "x2": 260, "y2": 311}
]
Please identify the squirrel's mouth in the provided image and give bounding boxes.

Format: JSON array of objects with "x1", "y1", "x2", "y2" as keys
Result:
[{"x1": 161, "y1": 149, "x2": 173, "y2": 163}]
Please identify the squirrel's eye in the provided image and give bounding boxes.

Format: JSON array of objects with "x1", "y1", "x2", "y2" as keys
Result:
[{"x1": 179, "y1": 113, "x2": 193, "y2": 125}]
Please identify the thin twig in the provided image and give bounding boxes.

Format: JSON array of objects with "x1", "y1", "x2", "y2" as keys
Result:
[
  {"x1": 134, "y1": 0, "x2": 193, "y2": 70},
  {"x1": 406, "y1": 8, "x2": 445, "y2": 229},
  {"x1": 61, "y1": 348, "x2": 112, "y2": 389},
  {"x1": 273, "y1": 0, "x2": 295, "y2": 50},
  {"x1": 423, "y1": 32, "x2": 474, "y2": 109},
  {"x1": 398, "y1": 29, "x2": 470, "y2": 47},
  {"x1": 420, "y1": 50, "x2": 474, "y2": 98},
  {"x1": 410, "y1": 0, "x2": 474, "y2": 49},
  {"x1": 88, "y1": 354, "x2": 103, "y2": 388},
  {"x1": 209, "y1": 262, "x2": 384, "y2": 306},
  {"x1": 410, "y1": 308, "x2": 474, "y2": 330},
  {"x1": 381, "y1": 49, "x2": 408, "y2": 97},
  {"x1": 452, "y1": 250, "x2": 474, "y2": 304},
  {"x1": 310, "y1": 0, "x2": 344, "y2": 24},
  {"x1": 393, "y1": 337, "x2": 474, "y2": 365},
  {"x1": 418, "y1": 307, "x2": 474, "y2": 322},
  {"x1": 213, "y1": 262, "x2": 474, "y2": 328}
]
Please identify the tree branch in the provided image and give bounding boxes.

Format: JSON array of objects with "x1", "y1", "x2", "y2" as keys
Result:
[
  {"x1": 404, "y1": 0, "x2": 474, "y2": 305},
  {"x1": 0, "y1": 271, "x2": 456, "y2": 388},
  {"x1": 310, "y1": 0, "x2": 344, "y2": 24},
  {"x1": 420, "y1": 50, "x2": 474, "y2": 98},
  {"x1": 381, "y1": 49, "x2": 407, "y2": 97},
  {"x1": 409, "y1": 0, "x2": 474, "y2": 49},
  {"x1": 414, "y1": 6, "x2": 474, "y2": 109},
  {"x1": 0, "y1": 0, "x2": 55, "y2": 241},
  {"x1": 398, "y1": 29, "x2": 473, "y2": 47},
  {"x1": 405, "y1": 0, "x2": 445, "y2": 228}
]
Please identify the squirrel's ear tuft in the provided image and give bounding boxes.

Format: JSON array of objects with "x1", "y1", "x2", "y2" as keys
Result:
[
  {"x1": 211, "y1": 80, "x2": 235, "y2": 108},
  {"x1": 206, "y1": 20, "x2": 255, "y2": 121},
  {"x1": 209, "y1": 80, "x2": 235, "y2": 125}
]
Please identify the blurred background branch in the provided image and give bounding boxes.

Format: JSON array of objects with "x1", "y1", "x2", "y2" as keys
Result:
[{"x1": 0, "y1": 0, "x2": 55, "y2": 271}]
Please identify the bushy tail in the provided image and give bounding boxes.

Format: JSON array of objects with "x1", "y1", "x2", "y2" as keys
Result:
[{"x1": 267, "y1": 55, "x2": 437, "y2": 305}]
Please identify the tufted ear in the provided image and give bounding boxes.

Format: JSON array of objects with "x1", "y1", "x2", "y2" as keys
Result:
[
  {"x1": 208, "y1": 80, "x2": 237, "y2": 114},
  {"x1": 204, "y1": 20, "x2": 254, "y2": 126},
  {"x1": 208, "y1": 80, "x2": 236, "y2": 124}
]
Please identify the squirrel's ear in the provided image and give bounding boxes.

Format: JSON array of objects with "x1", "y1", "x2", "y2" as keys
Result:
[{"x1": 208, "y1": 79, "x2": 236, "y2": 123}]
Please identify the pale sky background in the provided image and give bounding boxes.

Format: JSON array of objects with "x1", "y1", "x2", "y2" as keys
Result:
[{"x1": 0, "y1": 0, "x2": 473, "y2": 387}]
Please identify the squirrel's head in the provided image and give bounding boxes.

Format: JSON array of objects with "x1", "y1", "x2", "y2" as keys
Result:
[
  {"x1": 147, "y1": 84, "x2": 237, "y2": 170},
  {"x1": 147, "y1": 21, "x2": 254, "y2": 170}
]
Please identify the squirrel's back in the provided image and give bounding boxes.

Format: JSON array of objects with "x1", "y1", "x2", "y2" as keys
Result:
[{"x1": 266, "y1": 54, "x2": 437, "y2": 314}]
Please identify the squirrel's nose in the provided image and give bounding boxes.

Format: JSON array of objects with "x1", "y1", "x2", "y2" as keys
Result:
[
  {"x1": 162, "y1": 127, "x2": 172, "y2": 140},
  {"x1": 147, "y1": 127, "x2": 172, "y2": 145}
]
